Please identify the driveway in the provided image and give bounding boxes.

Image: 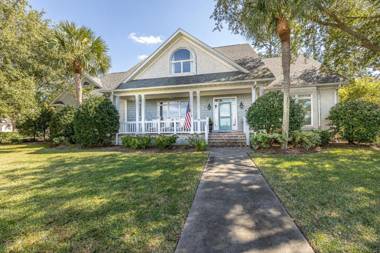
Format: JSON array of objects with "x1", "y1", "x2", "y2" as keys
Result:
[{"x1": 175, "y1": 148, "x2": 314, "y2": 253}]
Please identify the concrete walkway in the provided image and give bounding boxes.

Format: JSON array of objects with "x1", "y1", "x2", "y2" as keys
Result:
[{"x1": 175, "y1": 148, "x2": 314, "y2": 253}]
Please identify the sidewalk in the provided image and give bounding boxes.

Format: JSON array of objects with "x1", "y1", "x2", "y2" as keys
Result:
[{"x1": 175, "y1": 148, "x2": 314, "y2": 253}]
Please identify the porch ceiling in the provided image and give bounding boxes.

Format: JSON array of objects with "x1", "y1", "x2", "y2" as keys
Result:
[{"x1": 122, "y1": 87, "x2": 251, "y2": 100}]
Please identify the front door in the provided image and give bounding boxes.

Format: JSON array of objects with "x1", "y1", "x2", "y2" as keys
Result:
[{"x1": 218, "y1": 102, "x2": 232, "y2": 131}]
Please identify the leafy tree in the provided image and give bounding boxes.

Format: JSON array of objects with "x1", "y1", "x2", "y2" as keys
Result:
[
  {"x1": 339, "y1": 77, "x2": 380, "y2": 105},
  {"x1": 16, "y1": 103, "x2": 53, "y2": 141},
  {"x1": 213, "y1": 0, "x2": 312, "y2": 149},
  {"x1": 55, "y1": 22, "x2": 111, "y2": 104},
  {"x1": 73, "y1": 96, "x2": 119, "y2": 147},
  {"x1": 246, "y1": 91, "x2": 304, "y2": 134},
  {"x1": 328, "y1": 100, "x2": 380, "y2": 143},
  {"x1": 0, "y1": 0, "x2": 67, "y2": 125}
]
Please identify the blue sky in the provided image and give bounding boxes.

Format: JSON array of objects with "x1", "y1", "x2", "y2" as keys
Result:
[{"x1": 30, "y1": 0, "x2": 251, "y2": 73}]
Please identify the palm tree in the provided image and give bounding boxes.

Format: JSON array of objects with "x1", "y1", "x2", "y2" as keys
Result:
[
  {"x1": 55, "y1": 22, "x2": 110, "y2": 104},
  {"x1": 213, "y1": 0, "x2": 310, "y2": 149}
]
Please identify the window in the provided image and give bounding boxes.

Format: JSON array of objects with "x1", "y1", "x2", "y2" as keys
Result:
[
  {"x1": 294, "y1": 95, "x2": 312, "y2": 126},
  {"x1": 159, "y1": 101, "x2": 189, "y2": 120},
  {"x1": 171, "y1": 49, "x2": 194, "y2": 74}
]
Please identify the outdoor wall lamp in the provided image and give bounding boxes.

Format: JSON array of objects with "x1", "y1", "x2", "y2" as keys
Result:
[
  {"x1": 207, "y1": 103, "x2": 212, "y2": 110},
  {"x1": 239, "y1": 101, "x2": 244, "y2": 109}
]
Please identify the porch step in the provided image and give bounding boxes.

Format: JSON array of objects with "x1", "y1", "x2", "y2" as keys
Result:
[{"x1": 208, "y1": 132, "x2": 247, "y2": 147}]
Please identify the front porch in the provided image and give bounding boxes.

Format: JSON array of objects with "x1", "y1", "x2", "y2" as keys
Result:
[{"x1": 114, "y1": 82, "x2": 266, "y2": 144}]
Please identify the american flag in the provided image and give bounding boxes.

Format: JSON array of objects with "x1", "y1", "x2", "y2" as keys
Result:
[{"x1": 184, "y1": 102, "x2": 192, "y2": 130}]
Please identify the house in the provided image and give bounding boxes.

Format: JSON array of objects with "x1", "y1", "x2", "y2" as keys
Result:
[
  {"x1": 53, "y1": 29, "x2": 342, "y2": 145},
  {"x1": 0, "y1": 119, "x2": 13, "y2": 132}
]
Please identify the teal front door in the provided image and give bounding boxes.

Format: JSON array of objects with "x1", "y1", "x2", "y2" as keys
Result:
[{"x1": 218, "y1": 102, "x2": 232, "y2": 131}]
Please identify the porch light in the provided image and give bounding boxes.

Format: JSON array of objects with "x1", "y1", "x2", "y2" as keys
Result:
[
  {"x1": 207, "y1": 103, "x2": 212, "y2": 110},
  {"x1": 239, "y1": 101, "x2": 244, "y2": 109}
]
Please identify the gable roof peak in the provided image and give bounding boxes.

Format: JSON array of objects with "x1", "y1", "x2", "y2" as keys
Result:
[{"x1": 122, "y1": 29, "x2": 250, "y2": 82}]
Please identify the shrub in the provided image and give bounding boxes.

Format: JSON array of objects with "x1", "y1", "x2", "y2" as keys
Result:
[
  {"x1": 0, "y1": 132, "x2": 23, "y2": 144},
  {"x1": 154, "y1": 135, "x2": 177, "y2": 149},
  {"x1": 188, "y1": 135, "x2": 208, "y2": 151},
  {"x1": 313, "y1": 129, "x2": 332, "y2": 146},
  {"x1": 16, "y1": 103, "x2": 53, "y2": 141},
  {"x1": 291, "y1": 130, "x2": 321, "y2": 150},
  {"x1": 250, "y1": 131, "x2": 286, "y2": 150},
  {"x1": 247, "y1": 91, "x2": 305, "y2": 133},
  {"x1": 49, "y1": 106, "x2": 76, "y2": 143},
  {"x1": 51, "y1": 136, "x2": 69, "y2": 146},
  {"x1": 73, "y1": 97, "x2": 119, "y2": 147},
  {"x1": 121, "y1": 135, "x2": 152, "y2": 149},
  {"x1": 328, "y1": 100, "x2": 380, "y2": 143}
]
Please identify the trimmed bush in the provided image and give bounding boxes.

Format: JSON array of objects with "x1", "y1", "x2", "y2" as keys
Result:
[
  {"x1": 154, "y1": 135, "x2": 177, "y2": 149},
  {"x1": 328, "y1": 100, "x2": 380, "y2": 143},
  {"x1": 246, "y1": 91, "x2": 305, "y2": 133},
  {"x1": 188, "y1": 135, "x2": 208, "y2": 151},
  {"x1": 49, "y1": 106, "x2": 76, "y2": 143},
  {"x1": 250, "y1": 131, "x2": 286, "y2": 150},
  {"x1": 313, "y1": 129, "x2": 332, "y2": 146},
  {"x1": 121, "y1": 135, "x2": 152, "y2": 149},
  {"x1": 291, "y1": 130, "x2": 321, "y2": 150},
  {"x1": 0, "y1": 132, "x2": 23, "y2": 144},
  {"x1": 73, "y1": 96, "x2": 119, "y2": 147}
]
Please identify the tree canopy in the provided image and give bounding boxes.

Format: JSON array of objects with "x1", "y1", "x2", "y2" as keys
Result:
[
  {"x1": 0, "y1": 0, "x2": 68, "y2": 123},
  {"x1": 213, "y1": 0, "x2": 380, "y2": 77}
]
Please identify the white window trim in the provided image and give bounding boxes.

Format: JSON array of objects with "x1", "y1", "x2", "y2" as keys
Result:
[
  {"x1": 170, "y1": 48, "x2": 196, "y2": 76},
  {"x1": 157, "y1": 100, "x2": 189, "y2": 121},
  {"x1": 294, "y1": 94, "x2": 313, "y2": 127}
]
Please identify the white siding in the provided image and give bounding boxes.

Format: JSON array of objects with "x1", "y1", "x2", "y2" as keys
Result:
[
  {"x1": 319, "y1": 87, "x2": 336, "y2": 129},
  {"x1": 135, "y1": 38, "x2": 238, "y2": 79}
]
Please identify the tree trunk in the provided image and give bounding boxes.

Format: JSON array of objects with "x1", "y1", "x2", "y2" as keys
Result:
[
  {"x1": 74, "y1": 72, "x2": 82, "y2": 105},
  {"x1": 276, "y1": 17, "x2": 291, "y2": 150}
]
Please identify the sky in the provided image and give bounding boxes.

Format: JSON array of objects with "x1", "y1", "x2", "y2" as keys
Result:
[{"x1": 30, "y1": 0, "x2": 251, "y2": 73}]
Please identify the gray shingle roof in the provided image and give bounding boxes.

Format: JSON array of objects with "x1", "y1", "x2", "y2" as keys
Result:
[
  {"x1": 214, "y1": 44, "x2": 259, "y2": 60},
  {"x1": 100, "y1": 62, "x2": 143, "y2": 90},
  {"x1": 263, "y1": 56, "x2": 342, "y2": 88},
  {"x1": 116, "y1": 44, "x2": 274, "y2": 90},
  {"x1": 117, "y1": 71, "x2": 252, "y2": 90}
]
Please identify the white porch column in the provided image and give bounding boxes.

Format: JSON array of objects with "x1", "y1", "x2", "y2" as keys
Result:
[
  {"x1": 251, "y1": 83, "x2": 257, "y2": 104},
  {"x1": 259, "y1": 86, "x2": 264, "y2": 96},
  {"x1": 196, "y1": 90, "x2": 201, "y2": 133},
  {"x1": 135, "y1": 94, "x2": 140, "y2": 133},
  {"x1": 189, "y1": 90, "x2": 194, "y2": 133},
  {"x1": 141, "y1": 94, "x2": 145, "y2": 133},
  {"x1": 115, "y1": 95, "x2": 120, "y2": 112},
  {"x1": 124, "y1": 98, "x2": 128, "y2": 122},
  {"x1": 115, "y1": 95, "x2": 120, "y2": 145}
]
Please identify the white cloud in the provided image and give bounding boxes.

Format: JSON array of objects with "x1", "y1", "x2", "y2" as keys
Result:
[
  {"x1": 137, "y1": 54, "x2": 148, "y2": 61},
  {"x1": 128, "y1": 32, "x2": 163, "y2": 45}
]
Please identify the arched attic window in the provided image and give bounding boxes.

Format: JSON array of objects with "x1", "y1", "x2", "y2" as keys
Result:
[{"x1": 171, "y1": 49, "x2": 194, "y2": 74}]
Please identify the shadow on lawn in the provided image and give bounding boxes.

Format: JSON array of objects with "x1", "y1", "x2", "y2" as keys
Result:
[
  {"x1": 1, "y1": 149, "x2": 205, "y2": 252},
  {"x1": 253, "y1": 148, "x2": 380, "y2": 252}
]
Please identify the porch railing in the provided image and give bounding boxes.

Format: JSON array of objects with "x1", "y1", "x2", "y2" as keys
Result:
[{"x1": 119, "y1": 118, "x2": 209, "y2": 135}]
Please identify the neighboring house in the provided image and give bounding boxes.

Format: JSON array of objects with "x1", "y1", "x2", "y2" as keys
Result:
[
  {"x1": 0, "y1": 119, "x2": 13, "y2": 132},
  {"x1": 54, "y1": 29, "x2": 343, "y2": 145}
]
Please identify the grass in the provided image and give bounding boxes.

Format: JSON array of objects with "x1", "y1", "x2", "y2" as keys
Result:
[
  {"x1": 0, "y1": 144, "x2": 207, "y2": 253},
  {"x1": 252, "y1": 147, "x2": 380, "y2": 253}
]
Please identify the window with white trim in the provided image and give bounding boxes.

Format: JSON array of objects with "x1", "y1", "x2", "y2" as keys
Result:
[
  {"x1": 171, "y1": 49, "x2": 194, "y2": 74},
  {"x1": 294, "y1": 94, "x2": 312, "y2": 126},
  {"x1": 158, "y1": 101, "x2": 189, "y2": 120}
]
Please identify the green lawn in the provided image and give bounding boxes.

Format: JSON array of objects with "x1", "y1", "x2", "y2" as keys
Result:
[
  {"x1": 0, "y1": 144, "x2": 207, "y2": 253},
  {"x1": 252, "y1": 147, "x2": 380, "y2": 253}
]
